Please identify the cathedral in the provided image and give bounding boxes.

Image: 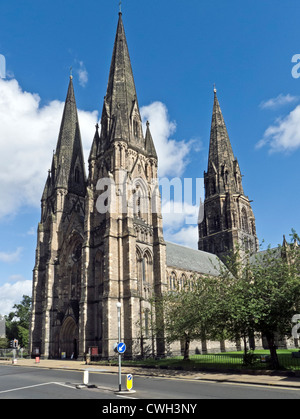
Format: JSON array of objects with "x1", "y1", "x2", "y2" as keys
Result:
[{"x1": 29, "y1": 12, "x2": 258, "y2": 359}]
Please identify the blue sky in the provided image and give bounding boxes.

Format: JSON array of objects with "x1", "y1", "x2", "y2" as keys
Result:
[{"x1": 0, "y1": 0, "x2": 300, "y2": 314}]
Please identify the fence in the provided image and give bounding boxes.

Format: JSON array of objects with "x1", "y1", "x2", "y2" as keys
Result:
[
  {"x1": 95, "y1": 350, "x2": 300, "y2": 372},
  {"x1": 0, "y1": 348, "x2": 27, "y2": 359},
  {"x1": 2, "y1": 348, "x2": 300, "y2": 371},
  {"x1": 168, "y1": 351, "x2": 300, "y2": 371}
]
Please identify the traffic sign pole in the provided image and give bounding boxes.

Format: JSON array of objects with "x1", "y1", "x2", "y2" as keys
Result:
[
  {"x1": 118, "y1": 353, "x2": 121, "y2": 392},
  {"x1": 117, "y1": 302, "x2": 122, "y2": 392}
]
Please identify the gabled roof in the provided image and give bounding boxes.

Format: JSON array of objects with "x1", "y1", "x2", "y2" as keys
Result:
[{"x1": 166, "y1": 241, "x2": 224, "y2": 277}]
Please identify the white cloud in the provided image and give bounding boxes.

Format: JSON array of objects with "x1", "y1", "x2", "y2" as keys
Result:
[
  {"x1": 26, "y1": 227, "x2": 36, "y2": 236},
  {"x1": 164, "y1": 225, "x2": 199, "y2": 250},
  {"x1": 260, "y1": 94, "x2": 298, "y2": 110},
  {"x1": 0, "y1": 78, "x2": 98, "y2": 220},
  {"x1": 0, "y1": 81, "x2": 197, "y2": 228},
  {"x1": 77, "y1": 61, "x2": 88, "y2": 87},
  {"x1": 162, "y1": 201, "x2": 200, "y2": 228},
  {"x1": 140, "y1": 101, "x2": 193, "y2": 177},
  {"x1": 257, "y1": 105, "x2": 300, "y2": 152},
  {"x1": 0, "y1": 247, "x2": 23, "y2": 263},
  {"x1": 0, "y1": 278, "x2": 32, "y2": 315},
  {"x1": 162, "y1": 200, "x2": 200, "y2": 249}
]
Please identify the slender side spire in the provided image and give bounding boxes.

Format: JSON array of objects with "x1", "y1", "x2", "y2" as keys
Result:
[
  {"x1": 208, "y1": 88, "x2": 235, "y2": 171},
  {"x1": 52, "y1": 76, "x2": 86, "y2": 196},
  {"x1": 205, "y1": 88, "x2": 243, "y2": 196}
]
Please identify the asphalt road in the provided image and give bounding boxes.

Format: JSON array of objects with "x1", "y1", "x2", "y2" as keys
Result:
[{"x1": 1, "y1": 365, "x2": 300, "y2": 400}]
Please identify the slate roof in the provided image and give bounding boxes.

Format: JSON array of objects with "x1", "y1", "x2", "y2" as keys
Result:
[
  {"x1": 166, "y1": 241, "x2": 224, "y2": 277},
  {"x1": 249, "y1": 246, "x2": 282, "y2": 266}
]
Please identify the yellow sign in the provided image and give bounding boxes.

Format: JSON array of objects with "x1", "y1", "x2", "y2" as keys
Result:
[{"x1": 126, "y1": 374, "x2": 133, "y2": 391}]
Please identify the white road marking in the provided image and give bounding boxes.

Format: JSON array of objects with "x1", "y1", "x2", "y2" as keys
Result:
[
  {"x1": 116, "y1": 394, "x2": 138, "y2": 399},
  {"x1": 0, "y1": 381, "x2": 75, "y2": 394}
]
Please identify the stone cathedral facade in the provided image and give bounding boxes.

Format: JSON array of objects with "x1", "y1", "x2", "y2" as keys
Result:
[{"x1": 29, "y1": 13, "x2": 258, "y2": 359}]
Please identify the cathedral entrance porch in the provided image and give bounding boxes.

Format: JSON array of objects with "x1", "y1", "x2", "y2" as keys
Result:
[{"x1": 59, "y1": 316, "x2": 79, "y2": 359}]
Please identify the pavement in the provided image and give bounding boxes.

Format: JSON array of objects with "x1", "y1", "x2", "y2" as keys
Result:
[{"x1": 2, "y1": 358, "x2": 300, "y2": 390}]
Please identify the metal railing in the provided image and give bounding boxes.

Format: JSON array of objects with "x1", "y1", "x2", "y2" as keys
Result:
[
  {"x1": 0, "y1": 348, "x2": 28, "y2": 359},
  {"x1": 168, "y1": 352, "x2": 300, "y2": 371}
]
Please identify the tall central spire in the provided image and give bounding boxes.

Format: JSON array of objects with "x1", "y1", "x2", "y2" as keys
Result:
[{"x1": 101, "y1": 12, "x2": 143, "y2": 147}]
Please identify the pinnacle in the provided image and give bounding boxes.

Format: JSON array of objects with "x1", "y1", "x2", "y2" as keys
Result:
[{"x1": 145, "y1": 121, "x2": 157, "y2": 159}]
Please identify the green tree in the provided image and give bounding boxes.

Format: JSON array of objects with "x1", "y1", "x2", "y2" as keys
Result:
[
  {"x1": 151, "y1": 275, "x2": 225, "y2": 360},
  {"x1": 150, "y1": 234, "x2": 300, "y2": 370},
  {"x1": 219, "y1": 239, "x2": 300, "y2": 369},
  {"x1": 247, "y1": 244, "x2": 300, "y2": 369},
  {"x1": 161, "y1": 287, "x2": 199, "y2": 360},
  {"x1": 5, "y1": 295, "x2": 32, "y2": 348},
  {"x1": 0, "y1": 338, "x2": 9, "y2": 349},
  {"x1": 216, "y1": 248, "x2": 258, "y2": 363}
]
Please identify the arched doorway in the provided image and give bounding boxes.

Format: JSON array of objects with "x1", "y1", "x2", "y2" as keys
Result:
[{"x1": 59, "y1": 316, "x2": 79, "y2": 359}]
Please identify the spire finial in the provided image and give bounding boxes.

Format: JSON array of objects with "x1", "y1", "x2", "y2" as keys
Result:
[
  {"x1": 214, "y1": 83, "x2": 217, "y2": 94},
  {"x1": 119, "y1": 0, "x2": 122, "y2": 13},
  {"x1": 70, "y1": 66, "x2": 73, "y2": 80}
]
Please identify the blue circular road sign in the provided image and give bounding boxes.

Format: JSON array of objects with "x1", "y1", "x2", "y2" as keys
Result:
[{"x1": 117, "y1": 342, "x2": 126, "y2": 354}]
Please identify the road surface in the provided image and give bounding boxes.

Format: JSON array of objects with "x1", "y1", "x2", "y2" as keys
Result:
[{"x1": 1, "y1": 365, "x2": 300, "y2": 400}]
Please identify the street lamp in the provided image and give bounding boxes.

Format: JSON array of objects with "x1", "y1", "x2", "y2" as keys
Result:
[{"x1": 116, "y1": 301, "x2": 122, "y2": 392}]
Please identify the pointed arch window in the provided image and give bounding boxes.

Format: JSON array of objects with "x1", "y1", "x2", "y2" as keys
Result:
[
  {"x1": 95, "y1": 250, "x2": 104, "y2": 290},
  {"x1": 133, "y1": 179, "x2": 148, "y2": 221},
  {"x1": 68, "y1": 239, "x2": 83, "y2": 301},
  {"x1": 169, "y1": 272, "x2": 177, "y2": 291},
  {"x1": 224, "y1": 170, "x2": 229, "y2": 185},
  {"x1": 144, "y1": 309, "x2": 150, "y2": 338},
  {"x1": 179, "y1": 274, "x2": 186, "y2": 290},
  {"x1": 136, "y1": 247, "x2": 153, "y2": 297},
  {"x1": 241, "y1": 208, "x2": 248, "y2": 233},
  {"x1": 75, "y1": 167, "x2": 80, "y2": 184},
  {"x1": 144, "y1": 250, "x2": 153, "y2": 283},
  {"x1": 133, "y1": 120, "x2": 139, "y2": 137},
  {"x1": 210, "y1": 178, "x2": 216, "y2": 195}
]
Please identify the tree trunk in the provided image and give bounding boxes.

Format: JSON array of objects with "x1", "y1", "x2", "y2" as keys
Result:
[
  {"x1": 266, "y1": 333, "x2": 280, "y2": 370},
  {"x1": 183, "y1": 334, "x2": 190, "y2": 361},
  {"x1": 243, "y1": 335, "x2": 248, "y2": 358}
]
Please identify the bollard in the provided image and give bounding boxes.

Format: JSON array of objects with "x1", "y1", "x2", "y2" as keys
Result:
[
  {"x1": 83, "y1": 370, "x2": 89, "y2": 386},
  {"x1": 126, "y1": 374, "x2": 133, "y2": 391}
]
